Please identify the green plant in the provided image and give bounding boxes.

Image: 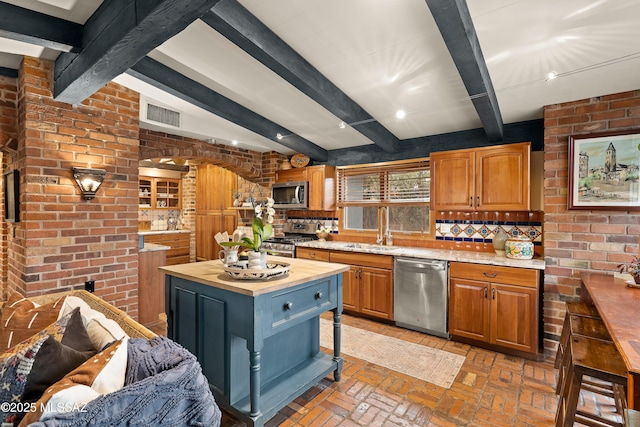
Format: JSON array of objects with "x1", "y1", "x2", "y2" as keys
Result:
[{"x1": 221, "y1": 198, "x2": 275, "y2": 252}]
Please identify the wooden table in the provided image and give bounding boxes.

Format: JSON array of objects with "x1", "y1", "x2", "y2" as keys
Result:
[
  {"x1": 160, "y1": 256, "x2": 349, "y2": 427},
  {"x1": 581, "y1": 272, "x2": 640, "y2": 409}
]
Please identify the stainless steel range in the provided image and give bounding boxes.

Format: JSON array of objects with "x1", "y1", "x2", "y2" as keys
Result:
[{"x1": 262, "y1": 223, "x2": 318, "y2": 258}]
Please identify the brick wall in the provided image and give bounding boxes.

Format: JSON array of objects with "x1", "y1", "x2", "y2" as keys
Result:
[
  {"x1": 0, "y1": 75, "x2": 18, "y2": 299},
  {"x1": 543, "y1": 89, "x2": 640, "y2": 357},
  {"x1": 14, "y1": 57, "x2": 140, "y2": 314}
]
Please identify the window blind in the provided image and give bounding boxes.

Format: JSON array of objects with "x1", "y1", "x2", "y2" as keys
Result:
[{"x1": 336, "y1": 158, "x2": 430, "y2": 206}]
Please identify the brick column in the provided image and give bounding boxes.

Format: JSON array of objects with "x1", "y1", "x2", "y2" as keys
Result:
[{"x1": 14, "y1": 57, "x2": 140, "y2": 315}]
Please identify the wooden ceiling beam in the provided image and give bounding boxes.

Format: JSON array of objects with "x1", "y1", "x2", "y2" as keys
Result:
[
  {"x1": 425, "y1": 0, "x2": 504, "y2": 141},
  {"x1": 0, "y1": 2, "x2": 82, "y2": 52},
  {"x1": 53, "y1": 0, "x2": 221, "y2": 105},
  {"x1": 128, "y1": 57, "x2": 329, "y2": 162},
  {"x1": 203, "y1": 0, "x2": 400, "y2": 153}
]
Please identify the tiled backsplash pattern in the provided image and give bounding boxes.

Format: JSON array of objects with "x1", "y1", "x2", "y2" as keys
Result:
[
  {"x1": 435, "y1": 211, "x2": 543, "y2": 246},
  {"x1": 139, "y1": 209, "x2": 183, "y2": 231},
  {"x1": 287, "y1": 215, "x2": 339, "y2": 233},
  {"x1": 436, "y1": 220, "x2": 542, "y2": 245}
]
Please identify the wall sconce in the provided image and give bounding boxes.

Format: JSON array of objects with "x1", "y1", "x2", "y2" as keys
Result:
[{"x1": 72, "y1": 167, "x2": 106, "y2": 200}]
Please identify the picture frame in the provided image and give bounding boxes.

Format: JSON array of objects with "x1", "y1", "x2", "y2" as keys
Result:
[
  {"x1": 568, "y1": 130, "x2": 640, "y2": 210},
  {"x1": 4, "y1": 169, "x2": 19, "y2": 222}
]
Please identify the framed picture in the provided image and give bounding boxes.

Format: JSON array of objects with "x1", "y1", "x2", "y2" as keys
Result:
[
  {"x1": 4, "y1": 169, "x2": 19, "y2": 222},
  {"x1": 568, "y1": 130, "x2": 640, "y2": 210}
]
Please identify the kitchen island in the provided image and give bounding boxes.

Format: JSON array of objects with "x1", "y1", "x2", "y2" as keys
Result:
[{"x1": 160, "y1": 256, "x2": 349, "y2": 427}]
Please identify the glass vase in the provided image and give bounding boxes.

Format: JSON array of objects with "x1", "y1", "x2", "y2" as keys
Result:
[{"x1": 248, "y1": 250, "x2": 267, "y2": 269}]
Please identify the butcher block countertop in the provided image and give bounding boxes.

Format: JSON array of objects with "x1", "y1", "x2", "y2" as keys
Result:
[{"x1": 159, "y1": 256, "x2": 349, "y2": 296}]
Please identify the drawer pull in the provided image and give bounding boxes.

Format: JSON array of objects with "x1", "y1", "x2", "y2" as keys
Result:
[
  {"x1": 283, "y1": 301, "x2": 293, "y2": 311},
  {"x1": 315, "y1": 291, "x2": 323, "y2": 300},
  {"x1": 483, "y1": 272, "x2": 497, "y2": 278}
]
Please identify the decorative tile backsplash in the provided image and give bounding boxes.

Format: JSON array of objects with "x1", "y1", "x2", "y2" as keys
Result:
[
  {"x1": 139, "y1": 209, "x2": 183, "y2": 231},
  {"x1": 435, "y1": 219, "x2": 542, "y2": 245},
  {"x1": 287, "y1": 216, "x2": 339, "y2": 233}
]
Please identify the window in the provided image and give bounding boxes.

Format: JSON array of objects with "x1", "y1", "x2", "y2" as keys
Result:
[{"x1": 337, "y1": 158, "x2": 430, "y2": 236}]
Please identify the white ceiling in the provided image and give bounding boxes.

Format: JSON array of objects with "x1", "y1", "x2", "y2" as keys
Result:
[{"x1": 1, "y1": 0, "x2": 640, "y2": 155}]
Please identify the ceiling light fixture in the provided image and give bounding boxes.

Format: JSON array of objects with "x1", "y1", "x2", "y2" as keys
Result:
[
  {"x1": 231, "y1": 139, "x2": 238, "y2": 145},
  {"x1": 276, "y1": 133, "x2": 283, "y2": 140},
  {"x1": 546, "y1": 71, "x2": 559, "y2": 81},
  {"x1": 338, "y1": 121, "x2": 346, "y2": 129},
  {"x1": 395, "y1": 110, "x2": 406, "y2": 119}
]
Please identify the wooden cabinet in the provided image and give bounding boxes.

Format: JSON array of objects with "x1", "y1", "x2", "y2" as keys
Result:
[
  {"x1": 138, "y1": 248, "x2": 167, "y2": 333},
  {"x1": 307, "y1": 165, "x2": 335, "y2": 211},
  {"x1": 296, "y1": 248, "x2": 393, "y2": 320},
  {"x1": 431, "y1": 142, "x2": 530, "y2": 211},
  {"x1": 296, "y1": 247, "x2": 330, "y2": 261},
  {"x1": 139, "y1": 177, "x2": 181, "y2": 209},
  {"x1": 195, "y1": 165, "x2": 238, "y2": 261},
  {"x1": 275, "y1": 168, "x2": 307, "y2": 182},
  {"x1": 329, "y1": 251, "x2": 393, "y2": 320},
  {"x1": 143, "y1": 232, "x2": 190, "y2": 265},
  {"x1": 449, "y1": 261, "x2": 540, "y2": 359},
  {"x1": 275, "y1": 165, "x2": 336, "y2": 211}
]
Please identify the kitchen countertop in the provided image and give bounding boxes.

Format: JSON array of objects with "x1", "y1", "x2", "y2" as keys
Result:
[
  {"x1": 139, "y1": 243, "x2": 171, "y2": 252},
  {"x1": 295, "y1": 240, "x2": 545, "y2": 270},
  {"x1": 138, "y1": 229, "x2": 190, "y2": 235},
  {"x1": 159, "y1": 256, "x2": 349, "y2": 296}
]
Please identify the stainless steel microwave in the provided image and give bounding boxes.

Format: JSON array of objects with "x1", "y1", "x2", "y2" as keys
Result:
[{"x1": 271, "y1": 181, "x2": 308, "y2": 209}]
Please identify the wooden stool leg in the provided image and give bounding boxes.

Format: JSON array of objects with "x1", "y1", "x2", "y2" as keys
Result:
[{"x1": 556, "y1": 312, "x2": 571, "y2": 370}]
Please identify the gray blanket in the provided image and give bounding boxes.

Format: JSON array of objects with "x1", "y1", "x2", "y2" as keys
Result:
[{"x1": 27, "y1": 336, "x2": 222, "y2": 427}]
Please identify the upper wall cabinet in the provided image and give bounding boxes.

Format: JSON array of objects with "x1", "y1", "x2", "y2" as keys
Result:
[
  {"x1": 430, "y1": 142, "x2": 531, "y2": 211},
  {"x1": 275, "y1": 165, "x2": 336, "y2": 211},
  {"x1": 139, "y1": 177, "x2": 181, "y2": 209}
]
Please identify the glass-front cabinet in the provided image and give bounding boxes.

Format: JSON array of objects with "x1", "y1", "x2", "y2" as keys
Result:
[{"x1": 139, "y1": 177, "x2": 181, "y2": 209}]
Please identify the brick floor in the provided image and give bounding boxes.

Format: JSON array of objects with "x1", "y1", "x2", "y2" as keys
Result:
[{"x1": 219, "y1": 314, "x2": 622, "y2": 427}]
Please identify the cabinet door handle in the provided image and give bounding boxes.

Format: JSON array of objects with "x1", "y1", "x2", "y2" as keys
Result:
[
  {"x1": 469, "y1": 196, "x2": 473, "y2": 207},
  {"x1": 492, "y1": 288, "x2": 496, "y2": 300},
  {"x1": 484, "y1": 287, "x2": 488, "y2": 298},
  {"x1": 284, "y1": 301, "x2": 293, "y2": 311},
  {"x1": 315, "y1": 291, "x2": 323, "y2": 300},
  {"x1": 483, "y1": 272, "x2": 497, "y2": 278},
  {"x1": 477, "y1": 196, "x2": 480, "y2": 207}
]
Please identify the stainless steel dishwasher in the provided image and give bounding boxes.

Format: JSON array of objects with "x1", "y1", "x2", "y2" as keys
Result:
[{"x1": 394, "y1": 257, "x2": 449, "y2": 338}]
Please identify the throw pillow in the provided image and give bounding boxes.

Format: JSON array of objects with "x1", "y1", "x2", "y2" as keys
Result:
[
  {"x1": 0, "y1": 335, "x2": 48, "y2": 425},
  {"x1": 0, "y1": 293, "x2": 66, "y2": 351},
  {"x1": 14, "y1": 308, "x2": 98, "y2": 424},
  {"x1": 20, "y1": 338, "x2": 128, "y2": 426},
  {"x1": 58, "y1": 295, "x2": 129, "y2": 351}
]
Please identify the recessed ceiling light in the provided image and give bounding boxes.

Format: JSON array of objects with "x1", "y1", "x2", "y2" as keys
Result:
[
  {"x1": 395, "y1": 110, "x2": 406, "y2": 119},
  {"x1": 546, "y1": 71, "x2": 558, "y2": 81},
  {"x1": 231, "y1": 139, "x2": 238, "y2": 145},
  {"x1": 338, "y1": 121, "x2": 346, "y2": 129},
  {"x1": 276, "y1": 133, "x2": 283, "y2": 140}
]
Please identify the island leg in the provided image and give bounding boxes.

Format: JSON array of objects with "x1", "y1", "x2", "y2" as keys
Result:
[
  {"x1": 249, "y1": 349, "x2": 262, "y2": 419},
  {"x1": 332, "y1": 309, "x2": 342, "y2": 381}
]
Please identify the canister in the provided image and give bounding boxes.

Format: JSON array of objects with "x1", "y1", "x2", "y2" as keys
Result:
[{"x1": 505, "y1": 235, "x2": 534, "y2": 259}]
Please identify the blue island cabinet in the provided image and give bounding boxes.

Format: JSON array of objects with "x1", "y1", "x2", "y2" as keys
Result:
[{"x1": 161, "y1": 258, "x2": 346, "y2": 427}]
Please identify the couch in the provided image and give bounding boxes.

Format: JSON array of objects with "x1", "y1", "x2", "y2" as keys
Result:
[{"x1": 0, "y1": 289, "x2": 222, "y2": 427}]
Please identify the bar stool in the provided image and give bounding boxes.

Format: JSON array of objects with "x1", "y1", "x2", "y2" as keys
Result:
[
  {"x1": 555, "y1": 301, "x2": 602, "y2": 370},
  {"x1": 555, "y1": 335, "x2": 627, "y2": 427},
  {"x1": 556, "y1": 314, "x2": 613, "y2": 395}
]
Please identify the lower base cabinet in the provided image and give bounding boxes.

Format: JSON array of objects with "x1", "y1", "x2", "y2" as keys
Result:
[
  {"x1": 297, "y1": 248, "x2": 393, "y2": 321},
  {"x1": 143, "y1": 232, "x2": 190, "y2": 265},
  {"x1": 449, "y1": 261, "x2": 541, "y2": 359}
]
